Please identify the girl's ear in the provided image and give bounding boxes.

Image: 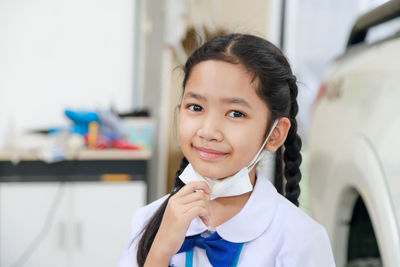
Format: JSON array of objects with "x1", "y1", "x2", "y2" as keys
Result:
[{"x1": 264, "y1": 118, "x2": 291, "y2": 152}]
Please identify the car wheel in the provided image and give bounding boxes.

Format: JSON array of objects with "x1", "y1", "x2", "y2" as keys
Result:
[{"x1": 346, "y1": 258, "x2": 382, "y2": 267}]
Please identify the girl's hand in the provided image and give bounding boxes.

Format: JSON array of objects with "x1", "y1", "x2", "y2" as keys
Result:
[{"x1": 146, "y1": 181, "x2": 211, "y2": 264}]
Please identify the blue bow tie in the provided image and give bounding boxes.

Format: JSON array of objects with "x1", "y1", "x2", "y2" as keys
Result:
[{"x1": 177, "y1": 232, "x2": 243, "y2": 267}]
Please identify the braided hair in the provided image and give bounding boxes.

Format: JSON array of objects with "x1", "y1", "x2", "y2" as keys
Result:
[
  {"x1": 283, "y1": 76, "x2": 302, "y2": 206},
  {"x1": 136, "y1": 33, "x2": 302, "y2": 266}
]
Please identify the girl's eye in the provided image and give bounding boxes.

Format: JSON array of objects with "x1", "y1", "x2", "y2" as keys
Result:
[
  {"x1": 188, "y1": 104, "x2": 203, "y2": 112},
  {"x1": 228, "y1": 110, "x2": 245, "y2": 118}
]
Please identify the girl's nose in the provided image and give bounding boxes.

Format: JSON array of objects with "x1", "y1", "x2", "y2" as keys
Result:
[{"x1": 197, "y1": 114, "x2": 223, "y2": 142}]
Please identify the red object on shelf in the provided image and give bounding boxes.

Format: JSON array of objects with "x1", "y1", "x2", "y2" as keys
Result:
[
  {"x1": 111, "y1": 140, "x2": 140, "y2": 150},
  {"x1": 83, "y1": 134, "x2": 108, "y2": 150},
  {"x1": 84, "y1": 134, "x2": 140, "y2": 150}
]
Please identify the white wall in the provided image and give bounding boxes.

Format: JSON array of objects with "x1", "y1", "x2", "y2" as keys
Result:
[{"x1": 0, "y1": 0, "x2": 136, "y2": 132}]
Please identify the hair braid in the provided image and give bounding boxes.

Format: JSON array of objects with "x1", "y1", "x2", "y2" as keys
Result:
[
  {"x1": 273, "y1": 147, "x2": 284, "y2": 194},
  {"x1": 136, "y1": 157, "x2": 188, "y2": 266},
  {"x1": 283, "y1": 76, "x2": 302, "y2": 207}
]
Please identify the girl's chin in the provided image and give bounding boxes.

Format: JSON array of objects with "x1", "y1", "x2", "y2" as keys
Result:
[
  {"x1": 194, "y1": 167, "x2": 237, "y2": 179},
  {"x1": 188, "y1": 157, "x2": 243, "y2": 178}
]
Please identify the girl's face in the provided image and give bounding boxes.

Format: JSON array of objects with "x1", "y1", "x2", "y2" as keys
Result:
[{"x1": 178, "y1": 60, "x2": 271, "y2": 179}]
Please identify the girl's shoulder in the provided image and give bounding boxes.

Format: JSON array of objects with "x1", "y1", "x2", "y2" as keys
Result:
[
  {"x1": 271, "y1": 193, "x2": 331, "y2": 248},
  {"x1": 266, "y1": 194, "x2": 336, "y2": 265},
  {"x1": 275, "y1": 193, "x2": 325, "y2": 234},
  {"x1": 250, "y1": 173, "x2": 328, "y2": 241}
]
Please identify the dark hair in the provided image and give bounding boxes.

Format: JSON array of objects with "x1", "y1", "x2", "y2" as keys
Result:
[{"x1": 136, "y1": 33, "x2": 302, "y2": 266}]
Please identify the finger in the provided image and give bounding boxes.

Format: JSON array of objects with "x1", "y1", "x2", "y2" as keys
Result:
[
  {"x1": 182, "y1": 199, "x2": 209, "y2": 214},
  {"x1": 175, "y1": 181, "x2": 211, "y2": 197},
  {"x1": 199, "y1": 215, "x2": 210, "y2": 226},
  {"x1": 185, "y1": 206, "x2": 210, "y2": 222},
  {"x1": 181, "y1": 191, "x2": 210, "y2": 204}
]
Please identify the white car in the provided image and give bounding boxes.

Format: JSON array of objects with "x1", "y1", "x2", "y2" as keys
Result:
[{"x1": 308, "y1": 1, "x2": 400, "y2": 267}]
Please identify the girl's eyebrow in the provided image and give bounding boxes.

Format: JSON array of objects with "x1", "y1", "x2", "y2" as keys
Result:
[
  {"x1": 184, "y1": 92, "x2": 206, "y2": 101},
  {"x1": 221, "y1": 97, "x2": 252, "y2": 110},
  {"x1": 184, "y1": 92, "x2": 252, "y2": 109}
]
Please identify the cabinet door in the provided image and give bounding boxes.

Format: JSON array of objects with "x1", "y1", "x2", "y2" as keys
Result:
[
  {"x1": 69, "y1": 181, "x2": 146, "y2": 267},
  {"x1": 0, "y1": 182, "x2": 69, "y2": 267}
]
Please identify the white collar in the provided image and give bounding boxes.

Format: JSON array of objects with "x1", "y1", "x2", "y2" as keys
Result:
[{"x1": 186, "y1": 170, "x2": 279, "y2": 243}]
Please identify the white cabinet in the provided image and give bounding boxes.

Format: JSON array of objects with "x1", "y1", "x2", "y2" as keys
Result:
[
  {"x1": 0, "y1": 181, "x2": 146, "y2": 267},
  {"x1": 68, "y1": 182, "x2": 146, "y2": 267},
  {"x1": 0, "y1": 183, "x2": 69, "y2": 267}
]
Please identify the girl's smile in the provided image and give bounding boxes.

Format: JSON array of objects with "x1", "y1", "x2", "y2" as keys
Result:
[
  {"x1": 193, "y1": 145, "x2": 229, "y2": 161},
  {"x1": 178, "y1": 60, "x2": 270, "y2": 179}
]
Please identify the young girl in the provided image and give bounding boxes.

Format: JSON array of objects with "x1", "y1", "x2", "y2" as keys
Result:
[{"x1": 118, "y1": 33, "x2": 336, "y2": 267}]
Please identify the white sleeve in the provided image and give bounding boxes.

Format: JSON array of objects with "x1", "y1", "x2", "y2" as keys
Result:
[
  {"x1": 117, "y1": 208, "x2": 147, "y2": 267},
  {"x1": 118, "y1": 195, "x2": 170, "y2": 267},
  {"x1": 276, "y1": 225, "x2": 336, "y2": 267}
]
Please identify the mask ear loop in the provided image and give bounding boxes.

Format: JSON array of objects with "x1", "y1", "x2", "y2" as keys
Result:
[{"x1": 248, "y1": 119, "x2": 279, "y2": 171}]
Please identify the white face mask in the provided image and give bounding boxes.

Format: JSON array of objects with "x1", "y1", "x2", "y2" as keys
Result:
[{"x1": 179, "y1": 119, "x2": 279, "y2": 200}]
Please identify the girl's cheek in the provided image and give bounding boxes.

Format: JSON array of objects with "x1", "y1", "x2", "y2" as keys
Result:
[
  {"x1": 180, "y1": 113, "x2": 199, "y2": 129},
  {"x1": 178, "y1": 116, "x2": 196, "y2": 142}
]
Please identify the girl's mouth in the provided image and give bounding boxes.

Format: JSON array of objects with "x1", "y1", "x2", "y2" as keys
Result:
[{"x1": 194, "y1": 146, "x2": 228, "y2": 160}]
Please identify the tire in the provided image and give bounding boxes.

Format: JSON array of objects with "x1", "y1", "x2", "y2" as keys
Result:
[{"x1": 346, "y1": 258, "x2": 382, "y2": 267}]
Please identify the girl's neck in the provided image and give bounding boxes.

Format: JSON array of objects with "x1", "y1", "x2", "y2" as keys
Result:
[{"x1": 206, "y1": 168, "x2": 257, "y2": 227}]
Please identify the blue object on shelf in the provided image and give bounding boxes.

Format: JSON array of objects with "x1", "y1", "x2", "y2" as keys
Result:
[{"x1": 65, "y1": 110, "x2": 99, "y2": 135}]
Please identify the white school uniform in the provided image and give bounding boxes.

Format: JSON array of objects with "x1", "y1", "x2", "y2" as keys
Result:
[{"x1": 118, "y1": 171, "x2": 336, "y2": 267}]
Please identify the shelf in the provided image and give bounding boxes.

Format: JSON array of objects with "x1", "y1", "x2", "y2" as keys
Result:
[{"x1": 0, "y1": 149, "x2": 152, "y2": 162}]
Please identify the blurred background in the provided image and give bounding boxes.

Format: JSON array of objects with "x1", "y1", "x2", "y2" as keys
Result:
[{"x1": 1, "y1": 0, "x2": 399, "y2": 266}]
